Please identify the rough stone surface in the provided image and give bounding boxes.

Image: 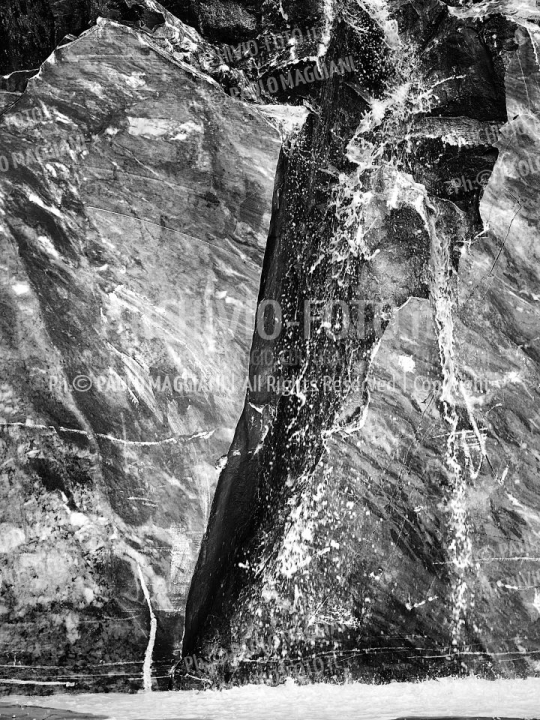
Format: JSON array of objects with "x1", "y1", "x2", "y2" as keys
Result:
[
  {"x1": 0, "y1": 16, "x2": 280, "y2": 692},
  {"x1": 0, "y1": 0, "x2": 265, "y2": 77},
  {"x1": 2, "y1": 0, "x2": 540, "y2": 694},
  {"x1": 178, "y1": 0, "x2": 540, "y2": 686}
]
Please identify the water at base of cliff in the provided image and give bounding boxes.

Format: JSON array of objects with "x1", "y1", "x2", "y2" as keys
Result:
[{"x1": 4, "y1": 677, "x2": 540, "y2": 719}]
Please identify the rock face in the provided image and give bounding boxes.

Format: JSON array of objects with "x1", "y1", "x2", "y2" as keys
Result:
[
  {"x1": 0, "y1": 0, "x2": 263, "y2": 78},
  {"x1": 0, "y1": 11, "x2": 280, "y2": 691},
  {"x1": 2, "y1": 0, "x2": 540, "y2": 694},
  {"x1": 179, "y1": 0, "x2": 540, "y2": 686},
  {"x1": 0, "y1": 0, "x2": 159, "y2": 76}
]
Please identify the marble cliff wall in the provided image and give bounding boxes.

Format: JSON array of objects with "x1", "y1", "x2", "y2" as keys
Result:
[
  {"x1": 0, "y1": 0, "x2": 265, "y2": 79},
  {"x1": 1, "y1": 0, "x2": 540, "y2": 692},
  {"x1": 178, "y1": 0, "x2": 540, "y2": 686},
  {"x1": 0, "y1": 5, "x2": 281, "y2": 691}
]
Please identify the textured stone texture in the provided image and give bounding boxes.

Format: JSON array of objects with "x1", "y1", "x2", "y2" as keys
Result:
[
  {"x1": 178, "y1": 0, "x2": 540, "y2": 686},
  {"x1": 0, "y1": 0, "x2": 264, "y2": 77},
  {"x1": 2, "y1": 0, "x2": 540, "y2": 694},
  {"x1": 0, "y1": 16, "x2": 279, "y2": 692}
]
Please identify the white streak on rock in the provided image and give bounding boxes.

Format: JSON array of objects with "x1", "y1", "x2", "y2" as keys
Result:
[
  {"x1": 317, "y1": 0, "x2": 334, "y2": 66},
  {"x1": 137, "y1": 562, "x2": 157, "y2": 693}
]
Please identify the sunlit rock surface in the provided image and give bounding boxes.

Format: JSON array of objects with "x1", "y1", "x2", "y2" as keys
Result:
[
  {"x1": 0, "y1": 16, "x2": 280, "y2": 691},
  {"x1": 2, "y1": 0, "x2": 540, "y2": 695},
  {"x1": 180, "y1": 0, "x2": 540, "y2": 686}
]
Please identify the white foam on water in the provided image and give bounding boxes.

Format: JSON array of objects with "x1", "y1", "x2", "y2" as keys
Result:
[{"x1": 6, "y1": 677, "x2": 540, "y2": 719}]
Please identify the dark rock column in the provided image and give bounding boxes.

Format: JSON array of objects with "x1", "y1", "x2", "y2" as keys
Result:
[{"x1": 179, "y1": 5, "x2": 432, "y2": 673}]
